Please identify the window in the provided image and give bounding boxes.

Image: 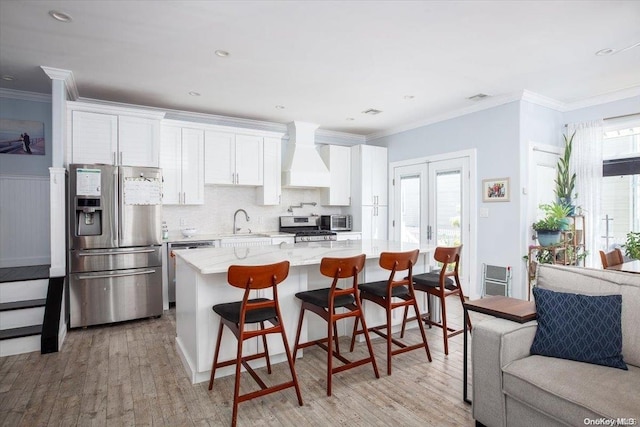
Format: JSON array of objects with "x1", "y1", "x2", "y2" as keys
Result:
[{"x1": 601, "y1": 124, "x2": 640, "y2": 251}]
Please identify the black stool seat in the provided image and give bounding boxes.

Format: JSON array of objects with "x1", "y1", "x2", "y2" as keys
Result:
[
  {"x1": 358, "y1": 280, "x2": 410, "y2": 298},
  {"x1": 213, "y1": 298, "x2": 276, "y2": 324},
  {"x1": 295, "y1": 288, "x2": 355, "y2": 309},
  {"x1": 413, "y1": 272, "x2": 456, "y2": 290}
]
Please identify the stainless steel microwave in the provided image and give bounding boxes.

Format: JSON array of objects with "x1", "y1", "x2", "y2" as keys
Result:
[{"x1": 320, "y1": 215, "x2": 352, "y2": 231}]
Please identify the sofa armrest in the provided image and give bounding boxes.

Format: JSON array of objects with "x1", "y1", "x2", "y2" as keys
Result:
[{"x1": 472, "y1": 318, "x2": 538, "y2": 427}]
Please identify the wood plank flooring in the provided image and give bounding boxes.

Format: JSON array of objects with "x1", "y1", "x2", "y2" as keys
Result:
[{"x1": 0, "y1": 302, "x2": 487, "y2": 426}]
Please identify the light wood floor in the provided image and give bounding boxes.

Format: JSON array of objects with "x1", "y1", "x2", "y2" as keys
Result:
[{"x1": 0, "y1": 302, "x2": 486, "y2": 426}]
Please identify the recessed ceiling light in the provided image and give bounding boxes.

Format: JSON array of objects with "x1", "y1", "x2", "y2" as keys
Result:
[
  {"x1": 467, "y1": 93, "x2": 490, "y2": 101},
  {"x1": 188, "y1": 91, "x2": 201, "y2": 96},
  {"x1": 1, "y1": 75, "x2": 15, "y2": 81},
  {"x1": 275, "y1": 105, "x2": 285, "y2": 110},
  {"x1": 362, "y1": 108, "x2": 382, "y2": 115},
  {"x1": 595, "y1": 48, "x2": 616, "y2": 56},
  {"x1": 404, "y1": 95, "x2": 415, "y2": 100},
  {"x1": 215, "y1": 50, "x2": 230, "y2": 57},
  {"x1": 48, "y1": 10, "x2": 72, "y2": 22},
  {"x1": 346, "y1": 118, "x2": 355, "y2": 121}
]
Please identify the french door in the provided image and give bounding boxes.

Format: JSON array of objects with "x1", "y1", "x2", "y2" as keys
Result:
[{"x1": 392, "y1": 156, "x2": 470, "y2": 293}]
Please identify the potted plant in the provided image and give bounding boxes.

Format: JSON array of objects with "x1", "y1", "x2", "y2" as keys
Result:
[
  {"x1": 624, "y1": 231, "x2": 640, "y2": 260},
  {"x1": 532, "y1": 202, "x2": 571, "y2": 246},
  {"x1": 555, "y1": 131, "x2": 577, "y2": 214}
]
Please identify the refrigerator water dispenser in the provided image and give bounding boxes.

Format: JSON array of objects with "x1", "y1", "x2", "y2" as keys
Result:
[{"x1": 76, "y1": 198, "x2": 102, "y2": 236}]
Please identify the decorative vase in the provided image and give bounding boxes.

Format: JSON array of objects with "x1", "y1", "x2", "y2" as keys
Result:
[{"x1": 537, "y1": 230, "x2": 561, "y2": 247}]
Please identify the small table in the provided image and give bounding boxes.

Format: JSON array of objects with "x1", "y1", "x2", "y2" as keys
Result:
[
  {"x1": 462, "y1": 296, "x2": 537, "y2": 404},
  {"x1": 607, "y1": 260, "x2": 640, "y2": 274}
]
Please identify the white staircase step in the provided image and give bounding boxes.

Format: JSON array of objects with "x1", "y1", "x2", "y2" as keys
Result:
[
  {"x1": 0, "y1": 306, "x2": 45, "y2": 329},
  {"x1": 0, "y1": 278, "x2": 49, "y2": 303},
  {"x1": 0, "y1": 333, "x2": 41, "y2": 357}
]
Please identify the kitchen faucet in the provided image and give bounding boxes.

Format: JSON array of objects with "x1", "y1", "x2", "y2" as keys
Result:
[
  {"x1": 233, "y1": 209, "x2": 250, "y2": 234},
  {"x1": 287, "y1": 202, "x2": 317, "y2": 213}
]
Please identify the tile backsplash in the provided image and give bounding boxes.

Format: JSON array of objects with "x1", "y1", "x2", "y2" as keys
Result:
[{"x1": 162, "y1": 186, "x2": 343, "y2": 234}]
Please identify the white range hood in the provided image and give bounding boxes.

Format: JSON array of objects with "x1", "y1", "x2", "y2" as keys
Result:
[{"x1": 282, "y1": 121, "x2": 330, "y2": 188}]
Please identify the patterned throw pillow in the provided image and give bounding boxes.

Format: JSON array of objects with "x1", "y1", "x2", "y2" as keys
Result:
[{"x1": 530, "y1": 286, "x2": 627, "y2": 370}]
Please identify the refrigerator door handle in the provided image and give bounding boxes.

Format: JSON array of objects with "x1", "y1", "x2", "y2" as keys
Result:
[
  {"x1": 78, "y1": 249, "x2": 156, "y2": 256},
  {"x1": 115, "y1": 169, "x2": 121, "y2": 245},
  {"x1": 77, "y1": 269, "x2": 156, "y2": 280}
]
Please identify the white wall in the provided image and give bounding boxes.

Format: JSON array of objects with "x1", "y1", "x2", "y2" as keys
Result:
[{"x1": 162, "y1": 186, "x2": 345, "y2": 235}]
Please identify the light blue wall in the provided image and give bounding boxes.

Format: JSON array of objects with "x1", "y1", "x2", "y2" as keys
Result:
[
  {"x1": 370, "y1": 102, "x2": 524, "y2": 298},
  {"x1": 0, "y1": 96, "x2": 52, "y2": 176}
]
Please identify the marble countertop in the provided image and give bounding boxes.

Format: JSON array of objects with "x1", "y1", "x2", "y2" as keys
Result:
[
  {"x1": 174, "y1": 239, "x2": 435, "y2": 274},
  {"x1": 164, "y1": 231, "x2": 293, "y2": 243}
]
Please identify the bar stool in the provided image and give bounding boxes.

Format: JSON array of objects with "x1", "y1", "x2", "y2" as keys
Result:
[
  {"x1": 208, "y1": 261, "x2": 303, "y2": 427},
  {"x1": 292, "y1": 254, "x2": 379, "y2": 396},
  {"x1": 351, "y1": 249, "x2": 432, "y2": 375},
  {"x1": 402, "y1": 245, "x2": 471, "y2": 355}
]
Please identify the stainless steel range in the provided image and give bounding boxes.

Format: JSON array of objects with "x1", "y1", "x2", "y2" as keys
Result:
[{"x1": 279, "y1": 216, "x2": 337, "y2": 243}]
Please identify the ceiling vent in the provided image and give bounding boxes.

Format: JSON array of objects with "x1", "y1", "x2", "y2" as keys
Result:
[
  {"x1": 467, "y1": 93, "x2": 490, "y2": 101},
  {"x1": 362, "y1": 108, "x2": 383, "y2": 115}
]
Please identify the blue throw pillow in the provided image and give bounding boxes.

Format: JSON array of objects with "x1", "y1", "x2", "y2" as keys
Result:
[{"x1": 530, "y1": 286, "x2": 627, "y2": 370}]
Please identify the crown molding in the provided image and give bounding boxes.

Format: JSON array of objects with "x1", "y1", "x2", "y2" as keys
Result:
[
  {"x1": 563, "y1": 85, "x2": 640, "y2": 111},
  {"x1": 365, "y1": 86, "x2": 640, "y2": 141},
  {"x1": 0, "y1": 88, "x2": 51, "y2": 103},
  {"x1": 366, "y1": 92, "x2": 524, "y2": 141},
  {"x1": 40, "y1": 66, "x2": 79, "y2": 100},
  {"x1": 164, "y1": 109, "x2": 288, "y2": 134},
  {"x1": 314, "y1": 128, "x2": 366, "y2": 145}
]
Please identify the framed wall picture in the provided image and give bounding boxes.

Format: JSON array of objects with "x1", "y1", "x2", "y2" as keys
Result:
[
  {"x1": 482, "y1": 177, "x2": 510, "y2": 202},
  {"x1": 0, "y1": 119, "x2": 46, "y2": 156}
]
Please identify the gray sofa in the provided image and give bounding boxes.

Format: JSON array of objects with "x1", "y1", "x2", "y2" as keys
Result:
[{"x1": 472, "y1": 264, "x2": 640, "y2": 427}]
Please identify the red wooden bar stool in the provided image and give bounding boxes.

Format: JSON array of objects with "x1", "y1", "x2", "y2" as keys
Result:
[
  {"x1": 402, "y1": 245, "x2": 471, "y2": 355},
  {"x1": 351, "y1": 249, "x2": 432, "y2": 375},
  {"x1": 208, "y1": 261, "x2": 303, "y2": 427},
  {"x1": 292, "y1": 254, "x2": 379, "y2": 396}
]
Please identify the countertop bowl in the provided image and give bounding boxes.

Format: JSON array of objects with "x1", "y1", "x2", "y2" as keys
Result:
[{"x1": 181, "y1": 228, "x2": 197, "y2": 237}]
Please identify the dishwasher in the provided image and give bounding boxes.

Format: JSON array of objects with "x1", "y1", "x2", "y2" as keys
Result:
[{"x1": 167, "y1": 240, "x2": 217, "y2": 305}]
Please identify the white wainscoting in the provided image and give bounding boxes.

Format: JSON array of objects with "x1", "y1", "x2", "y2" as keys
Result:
[{"x1": 0, "y1": 175, "x2": 51, "y2": 267}]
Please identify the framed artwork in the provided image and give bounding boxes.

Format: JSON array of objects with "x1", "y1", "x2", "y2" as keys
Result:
[
  {"x1": 0, "y1": 119, "x2": 46, "y2": 155},
  {"x1": 482, "y1": 177, "x2": 510, "y2": 202}
]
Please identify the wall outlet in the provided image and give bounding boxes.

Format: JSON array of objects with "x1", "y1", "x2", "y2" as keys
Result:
[{"x1": 179, "y1": 218, "x2": 186, "y2": 226}]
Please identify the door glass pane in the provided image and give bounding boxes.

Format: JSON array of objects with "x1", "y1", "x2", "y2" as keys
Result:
[
  {"x1": 435, "y1": 170, "x2": 461, "y2": 246},
  {"x1": 400, "y1": 175, "x2": 420, "y2": 243},
  {"x1": 601, "y1": 174, "x2": 639, "y2": 250}
]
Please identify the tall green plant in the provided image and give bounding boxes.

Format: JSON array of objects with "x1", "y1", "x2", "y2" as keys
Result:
[{"x1": 555, "y1": 131, "x2": 577, "y2": 202}]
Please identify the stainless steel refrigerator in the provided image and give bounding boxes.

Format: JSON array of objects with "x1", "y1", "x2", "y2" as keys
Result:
[{"x1": 68, "y1": 164, "x2": 163, "y2": 328}]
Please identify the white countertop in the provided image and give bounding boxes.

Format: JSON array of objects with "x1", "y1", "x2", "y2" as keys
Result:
[
  {"x1": 174, "y1": 239, "x2": 435, "y2": 274},
  {"x1": 164, "y1": 231, "x2": 292, "y2": 243}
]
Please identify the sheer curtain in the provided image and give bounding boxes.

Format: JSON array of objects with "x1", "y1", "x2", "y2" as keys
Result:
[{"x1": 568, "y1": 120, "x2": 604, "y2": 268}]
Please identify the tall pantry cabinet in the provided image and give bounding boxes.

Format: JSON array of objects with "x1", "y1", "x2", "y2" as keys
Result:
[{"x1": 349, "y1": 145, "x2": 388, "y2": 240}]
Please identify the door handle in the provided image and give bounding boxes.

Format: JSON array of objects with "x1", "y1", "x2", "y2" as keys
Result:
[
  {"x1": 77, "y1": 269, "x2": 156, "y2": 280},
  {"x1": 78, "y1": 249, "x2": 156, "y2": 256},
  {"x1": 427, "y1": 225, "x2": 432, "y2": 241}
]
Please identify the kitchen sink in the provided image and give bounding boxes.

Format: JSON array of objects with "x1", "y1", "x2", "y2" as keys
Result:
[{"x1": 215, "y1": 233, "x2": 271, "y2": 239}]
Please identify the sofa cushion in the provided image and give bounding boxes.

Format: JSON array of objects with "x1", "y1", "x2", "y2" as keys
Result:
[
  {"x1": 530, "y1": 286, "x2": 626, "y2": 370},
  {"x1": 503, "y1": 355, "x2": 640, "y2": 425},
  {"x1": 536, "y1": 265, "x2": 640, "y2": 367}
]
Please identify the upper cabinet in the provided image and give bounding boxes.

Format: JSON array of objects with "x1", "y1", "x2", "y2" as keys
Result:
[
  {"x1": 68, "y1": 102, "x2": 163, "y2": 167},
  {"x1": 204, "y1": 132, "x2": 263, "y2": 186},
  {"x1": 160, "y1": 123, "x2": 204, "y2": 205},
  {"x1": 256, "y1": 137, "x2": 282, "y2": 206},
  {"x1": 351, "y1": 144, "x2": 388, "y2": 206},
  {"x1": 319, "y1": 144, "x2": 351, "y2": 206}
]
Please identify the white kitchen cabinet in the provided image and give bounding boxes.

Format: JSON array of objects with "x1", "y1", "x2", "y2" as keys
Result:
[
  {"x1": 319, "y1": 144, "x2": 351, "y2": 206},
  {"x1": 204, "y1": 131, "x2": 263, "y2": 186},
  {"x1": 352, "y1": 144, "x2": 387, "y2": 206},
  {"x1": 256, "y1": 137, "x2": 281, "y2": 205},
  {"x1": 70, "y1": 110, "x2": 117, "y2": 165},
  {"x1": 349, "y1": 145, "x2": 388, "y2": 240},
  {"x1": 118, "y1": 115, "x2": 160, "y2": 167},
  {"x1": 161, "y1": 124, "x2": 204, "y2": 205},
  {"x1": 69, "y1": 104, "x2": 162, "y2": 167}
]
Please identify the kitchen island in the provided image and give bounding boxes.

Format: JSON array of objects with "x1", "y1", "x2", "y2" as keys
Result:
[{"x1": 174, "y1": 239, "x2": 435, "y2": 384}]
